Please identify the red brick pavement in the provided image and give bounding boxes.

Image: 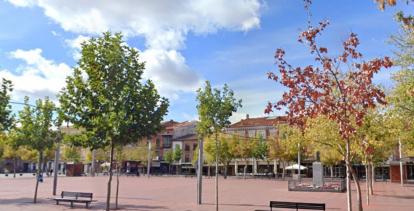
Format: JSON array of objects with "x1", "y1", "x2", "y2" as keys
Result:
[{"x1": 0, "y1": 175, "x2": 413, "y2": 210}]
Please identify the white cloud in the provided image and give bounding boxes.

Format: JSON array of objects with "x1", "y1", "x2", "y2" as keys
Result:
[
  {"x1": 141, "y1": 49, "x2": 204, "y2": 98},
  {"x1": 5, "y1": 0, "x2": 263, "y2": 105},
  {"x1": 7, "y1": 0, "x2": 35, "y2": 7},
  {"x1": 7, "y1": 0, "x2": 262, "y2": 50},
  {"x1": 64, "y1": 35, "x2": 90, "y2": 60},
  {"x1": 1, "y1": 48, "x2": 72, "y2": 102}
]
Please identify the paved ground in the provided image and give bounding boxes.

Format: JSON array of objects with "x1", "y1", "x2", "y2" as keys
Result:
[{"x1": 0, "y1": 174, "x2": 413, "y2": 210}]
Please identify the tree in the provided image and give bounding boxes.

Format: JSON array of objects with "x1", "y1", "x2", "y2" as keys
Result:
[
  {"x1": 356, "y1": 108, "x2": 395, "y2": 205},
  {"x1": 14, "y1": 96, "x2": 60, "y2": 203},
  {"x1": 388, "y1": 19, "x2": 414, "y2": 149},
  {"x1": 388, "y1": 21, "x2": 414, "y2": 119},
  {"x1": 252, "y1": 133, "x2": 269, "y2": 174},
  {"x1": 304, "y1": 115, "x2": 344, "y2": 180},
  {"x1": 266, "y1": 2, "x2": 392, "y2": 210},
  {"x1": 58, "y1": 31, "x2": 169, "y2": 211},
  {"x1": 236, "y1": 135, "x2": 253, "y2": 180},
  {"x1": 63, "y1": 145, "x2": 81, "y2": 163},
  {"x1": 195, "y1": 81, "x2": 242, "y2": 211},
  {"x1": 0, "y1": 78, "x2": 14, "y2": 132},
  {"x1": 374, "y1": 0, "x2": 414, "y2": 29},
  {"x1": 218, "y1": 134, "x2": 239, "y2": 179},
  {"x1": 267, "y1": 124, "x2": 303, "y2": 180},
  {"x1": 2, "y1": 145, "x2": 24, "y2": 178},
  {"x1": 172, "y1": 144, "x2": 182, "y2": 175},
  {"x1": 164, "y1": 149, "x2": 174, "y2": 174}
]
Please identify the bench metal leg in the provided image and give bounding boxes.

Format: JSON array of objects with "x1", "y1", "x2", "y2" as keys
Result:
[{"x1": 71, "y1": 201, "x2": 73, "y2": 207}]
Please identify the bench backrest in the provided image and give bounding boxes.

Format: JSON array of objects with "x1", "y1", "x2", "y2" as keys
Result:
[
  {"x1": 270, "y1": 201, "x2": 325, "y2": 210},
  {"x1": 61, "y1": 191, "x2": 93, "y2": 199}
]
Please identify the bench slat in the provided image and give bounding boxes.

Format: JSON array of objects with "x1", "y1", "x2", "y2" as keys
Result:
[
  {"x1": 54, "y1": 191, "x2": 93, "y2": 208},
  {"x1": 269, "y1": 201, "x2": 325, "y2": 210}
]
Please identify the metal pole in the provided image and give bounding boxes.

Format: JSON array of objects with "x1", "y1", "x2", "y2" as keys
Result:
[
  {"x1": 298, "y1": 142, "x2": 301, "y2": 183},
  {"x1": 147, "y1": 141, "x2": 151, "y2": 178},
  {"x1": 53, "y1": 143, "x2": 60, "y2": 195},
  {"x1": 92, "y1": 150, "x2": 96, "y2": 177},
  {"x1": 399, "y1": 137, "x2": 403, "y2": 186},
  {"x1": 197, "y1": 139, "x2": 203, "y2": 204}
]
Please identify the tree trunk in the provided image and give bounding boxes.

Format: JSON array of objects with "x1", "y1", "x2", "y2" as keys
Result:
[
  {"x1": 176, "y1": 162, "x2": 179, "y2": 176},
  {"x1": 369, "y1": 163, "x2": 374, "y2": 195},
  {"x1": 215, "y1": 136, "x2": 219, "y2": 211},
  {"x1": 349, "y1": 163, "x2": 363, "y2": 211},
  {"x1": 116, "y1": 166, "x2": 120, "y2": 210},
  {"x1": 13, "y1": 158, "x2": 17, "y2": 178},
  {"x1": 346, "y1": 139, "x2": 352, "y2": 211},
  {"x1": 330, "y1": 165, "x2": 334, "y2": 180},
  {"x1": 34, "y1": 151, "x2": 42, "y2": 203},
  {"x1": 224, "y1": 165, "x2": 228, "y2": 179},
  {"x1": 106, "y1": 142, "x2": 114, "y2": 211},
  {"x1": 208, "y1": 164, "x2": 211, "y2": 178},
  {"x1": 365, "y1": 165, "x2": 369, "y2": 206},
  {"x1": 243, "y1": 159, "x2": 250, "y2": 180}
]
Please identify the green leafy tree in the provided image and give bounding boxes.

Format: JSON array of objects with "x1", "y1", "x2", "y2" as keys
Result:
[
  {"x1": 236, "y1": 135, "x2": 254, "y2": 179},
  {"x1": 356, "y1": 109, "x2": 395, "y2": 205},
  {"x1": 58, "y1": 32, "x2": 168, "y2": 211},
  {"x1": 0, "y1": 78, "x2": 14, "y2": 132},
  {"x1": 267, "y1": 125, "x2": 301, "y2": 180},
  {"x1": 14, "y1": 96, "x2": 60, "y2": 203},
  {"x1": 195, "y1": 81, "x2": 242, "y2": 211},
  {"x1": 63, "y1": 145, "x2": 81, "y2": 163},
  {"x1": 203, "y1": 134, "x2": 238, "y2": 179},
  {"x1": 252, "y1": 133, "x2": 270, "y2": 174},
  {"x1": 218, "y1": 134, "x2": 239, "y2": 179},
  {"x1": 172, "y1": 144, "x2": 182, "y2": 175},
  {"x1": 304, "y1": 115, "x2": 344, "y2": 180},
  {"x1": 388, "y1": 20, "x2": 414, "y2": 120},
  {"x1": 164, "y1": 149, "x2": 173, "y2": 174},
  {"x1": 2, "y1": 144, "x2": 25, "y2": 177}
]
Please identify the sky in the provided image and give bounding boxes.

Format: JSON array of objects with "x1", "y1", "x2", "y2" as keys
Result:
[{"x1": 0, "y1": 0, "x2": 412, "y2": 124}]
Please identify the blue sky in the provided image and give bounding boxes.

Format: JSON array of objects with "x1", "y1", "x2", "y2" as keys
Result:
[{"x1": 0, "y1": 0, "x2": 411, "y2": 123}]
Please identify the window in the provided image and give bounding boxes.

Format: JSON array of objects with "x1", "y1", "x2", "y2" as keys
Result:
[
  {"x1": 162, "y1": 136, "x2": 172, "y2": 148},
  {"x1": 156, "y1": 138, "x2": 160, "y2": 147},
  {"x1": 193, "y1": 143, "x2": 198, "y2": 151},
  {"x1": 185, "y1": 144, "x2": 190, "y2": 151},
  {"x1": 156, "y1": 151, "x2": 159, "y2": 158},
  {"x1": 185, "y1": 155, "x2": 190, "y2": 163}
]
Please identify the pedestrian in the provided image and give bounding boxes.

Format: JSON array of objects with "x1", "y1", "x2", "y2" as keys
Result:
[{"x1": 39, "y1": 173, "x2": 43, "y2": 182}]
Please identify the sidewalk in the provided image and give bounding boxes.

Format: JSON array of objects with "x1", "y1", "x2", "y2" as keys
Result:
[{"x1": 0, "y1": 175, "x2": 413, "y2": 210}]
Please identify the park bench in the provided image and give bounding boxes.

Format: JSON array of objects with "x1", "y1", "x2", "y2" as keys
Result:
[
  {"x1": 53, "y1": 191, "x2": 93, "y2": 208},
  {"x1": 255, "y1": 201, "x2": 325, "y2": 211}
]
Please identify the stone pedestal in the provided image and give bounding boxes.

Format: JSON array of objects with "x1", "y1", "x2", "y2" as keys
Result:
[{"x1": 313, "y1": 162, "x2": 323, "y2": 187}]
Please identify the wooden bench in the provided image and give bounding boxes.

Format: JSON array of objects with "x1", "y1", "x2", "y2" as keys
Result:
[
  {"x1": 53, "y1": 191, "x2": 93, "y2": 208},
  {"x1": 255, "y1": 201, "x2": 325, "y2": 211}
]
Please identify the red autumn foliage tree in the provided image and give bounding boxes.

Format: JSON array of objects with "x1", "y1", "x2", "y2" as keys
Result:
[{"x1": 266, "y1": 2, "x2": 392, "y2": 211}]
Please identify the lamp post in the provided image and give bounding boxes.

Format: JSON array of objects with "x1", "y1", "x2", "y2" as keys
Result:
[{"x1": 197, "y1": 138, "x2": 203, "y2": 204}]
